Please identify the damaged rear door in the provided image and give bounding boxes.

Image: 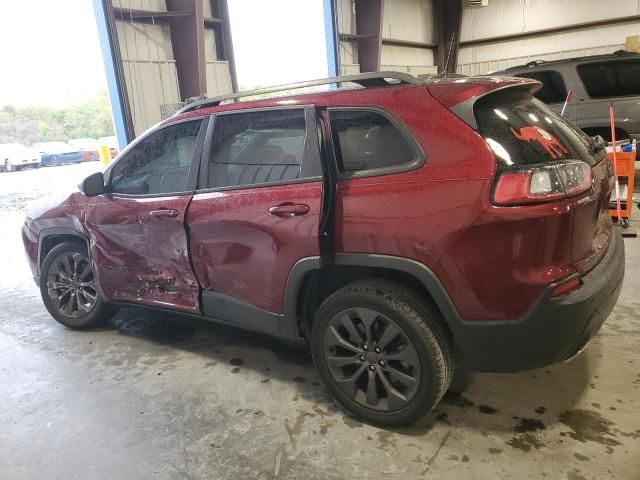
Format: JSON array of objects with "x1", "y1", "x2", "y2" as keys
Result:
[{"x1": 85, "y1": 117, "x2": 208, "y2": 313}]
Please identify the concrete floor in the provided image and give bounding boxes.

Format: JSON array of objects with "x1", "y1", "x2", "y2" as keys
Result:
[{"x1": 1, "y1": 164, "x2": 639, "y2": 480}]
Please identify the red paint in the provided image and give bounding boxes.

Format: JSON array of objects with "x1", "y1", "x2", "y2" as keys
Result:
[
  {"x1": 510, "y1": 126, "x2": 568, "y2": 158},
  {"x1": 21, "y1": 76, "x2": 614, "y2": 322},
  {"x1": 187, "y1": 182, "x2": 322, "y2": 313}
]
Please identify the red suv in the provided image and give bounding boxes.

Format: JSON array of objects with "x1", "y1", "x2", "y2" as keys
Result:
[{"x1": 22, "y1": 72, "x2": 624, "y2": 426}]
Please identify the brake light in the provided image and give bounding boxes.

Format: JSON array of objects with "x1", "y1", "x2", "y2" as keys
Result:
[
  {"x1": 493, "y1": 160, "x2": 591, "y2": 205},
  {"x1": 551, "y1": 275, "x2": 581, "y2": 298}
]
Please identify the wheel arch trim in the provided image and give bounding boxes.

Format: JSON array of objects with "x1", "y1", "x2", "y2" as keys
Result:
[
  {"x1": 282, "y1": 253, "x2": 461, "y2": 341},
  {"x1": 37, "y1": 228, "x2": 90, "y2": 276}
]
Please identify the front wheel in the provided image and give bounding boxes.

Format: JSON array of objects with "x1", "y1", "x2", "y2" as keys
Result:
[
  {"x1": 311, "y1": 279, "x2": 453, "y2": 427},
  {"x1": 40, "y1": 242, "x2": 118, "y2": 329}
]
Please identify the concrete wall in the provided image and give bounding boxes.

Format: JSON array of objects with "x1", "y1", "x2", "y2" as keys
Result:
[{"x1": 458, "y1": 0, "x2": 640, "y2": 75}]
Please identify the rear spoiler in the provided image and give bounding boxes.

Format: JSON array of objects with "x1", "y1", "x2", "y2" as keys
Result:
[{"x1": 427, "y1": 77, "x2": 541, "y2": 130}]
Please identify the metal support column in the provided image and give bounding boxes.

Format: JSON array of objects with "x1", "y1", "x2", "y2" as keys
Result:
[
  {"x1": 434, "y1": 0, "x2": 463, "y2": 74},
  {"x1": 323, "y1": 0, "x2": 339, "y2": 78},
  {"x1": 167, "y1": 0, "x2": 207, "y2": 100}
]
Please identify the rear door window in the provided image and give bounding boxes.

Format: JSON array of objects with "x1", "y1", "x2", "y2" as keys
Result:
[
  {"x1": 514, "y1": 70, "x2": 567, "y2": 104},
  {"x1": 577, "y1": 59, "x2": 640, "y2": 98},
  {"x1": 474, "y1": 89, "x2": 597, "y2": 167},
  {"x1": 204, "y1": 108, "x2": 320, "y2": 189}
]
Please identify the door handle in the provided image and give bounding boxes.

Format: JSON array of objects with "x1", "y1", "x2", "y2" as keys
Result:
[
  {"x1": 149, "y1": 208, "x2": 179, "y2": 218},
  {"x1": 268, "y1": 203, "x2": 310, "y2": 217}
]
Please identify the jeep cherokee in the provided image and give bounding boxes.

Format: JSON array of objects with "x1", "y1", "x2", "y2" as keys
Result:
[{"x1": 22, "y1": 72, "x2": 625, "y2": 426}]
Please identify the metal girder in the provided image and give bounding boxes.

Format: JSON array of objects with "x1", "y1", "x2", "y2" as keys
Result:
[
  {"x1": 434, "y1": 0, "x2": 463, "y2": 74},
  {"x1": 460, "y1": 14, "x2": 640, "y2": 48},
  {"x1": 166, "y1": 0, "x2": 207, "y2": 100},
  {"x1": 354, "y1": 0, "x2": 383, "y2": 72}
]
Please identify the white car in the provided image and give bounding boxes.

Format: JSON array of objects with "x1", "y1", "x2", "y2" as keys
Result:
[{"x1": 0, "y1": 143, "x2": 41, "y2": 172}]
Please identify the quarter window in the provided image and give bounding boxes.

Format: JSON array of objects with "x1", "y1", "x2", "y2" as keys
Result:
[
  {"x1": 515, "y1": 70, "x2": 567, "y2": 104},
  {"x1": 577, "y1": 59, "x2": 640, "y2": 98},
  {"x1": 110, "y1": 120, "x2": 202, "y2": 195},
  {"x1": 205, "y1": 109, "x2": 307, "y2": 189},
  {"x1": 329, "y1": 110, "x2": 416, "y2": 174}
]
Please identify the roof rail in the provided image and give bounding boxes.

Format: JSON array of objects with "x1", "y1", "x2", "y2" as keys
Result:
[{"x1": 175, "y1": 71, "x2": 421, "y2": 115}]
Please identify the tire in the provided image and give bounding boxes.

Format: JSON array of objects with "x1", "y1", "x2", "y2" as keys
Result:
[
  {"x1": 40, "y1": 242, "x2": 118, "y2": 329},
  {"x1": 311, "y1": 279, "x2": 453, "y2": 427}
]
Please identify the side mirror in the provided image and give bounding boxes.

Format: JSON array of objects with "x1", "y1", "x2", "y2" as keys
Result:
[{"x1": 80, "y1": 172, "x2": 105, "y2": 197}]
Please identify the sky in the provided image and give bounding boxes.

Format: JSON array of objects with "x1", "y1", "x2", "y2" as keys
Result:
[{"x1": 0, "y1": 0, "x2": 329, "y2": 109}]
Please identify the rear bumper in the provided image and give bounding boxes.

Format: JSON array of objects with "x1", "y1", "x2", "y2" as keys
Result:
[{"x1": 452, "y1": 230, "x2": 625, "y2": 372}]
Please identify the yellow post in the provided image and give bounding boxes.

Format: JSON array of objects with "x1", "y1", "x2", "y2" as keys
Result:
[{"x1": 98, "y1": 145, "x2": 111, "y2": 167}]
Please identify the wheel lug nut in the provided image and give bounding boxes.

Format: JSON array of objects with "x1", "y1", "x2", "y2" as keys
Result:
[
  {"x1": 379, "y1": 360, "x2": 385, "y2": 366},
  {"x1": 362, "y1": 344, "x2": 368, "y2": 350},
  {"x1": 369, "y1": 365, "x2": 375, "y2": 371},
  {"x1": 374, "y1": 347, "x2": 380, "y2": 353},
  {"x1": 360, "y1": 355, "x2": 365, "y2": 361}
]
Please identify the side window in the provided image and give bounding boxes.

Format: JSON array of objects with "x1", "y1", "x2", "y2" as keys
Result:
[
  {"x1": 110, "y1": 120, "x2": 202, "y2": 195},
  {"x1": 515, "y1": 70, "x2": 567, "y2": 104},
  {"x1": 206, "y1": 109, "x2": 307, "y2": 189},
  {"x1": 329, "y1": 109, "x2": 416, "y2": 174},
  {"x1": 577, "y1": 59, "x2": 640, "y2": 98}
]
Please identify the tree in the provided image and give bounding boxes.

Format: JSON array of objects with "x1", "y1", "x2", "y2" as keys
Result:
[{"x1": 0, "y1": 93, "x2": 115, "y2": 145}]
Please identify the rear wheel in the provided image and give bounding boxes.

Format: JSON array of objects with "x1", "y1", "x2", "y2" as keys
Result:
[
  {"x1": 311, "y1": 279, "x2": 453, "y2": 426},
  {"x1": 40, "y1": 242, "x2": 118, "y2": 329}
]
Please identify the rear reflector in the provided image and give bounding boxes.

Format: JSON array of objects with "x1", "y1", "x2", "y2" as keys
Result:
[
  {"x1": 493, "y1": 160, "x2": 591, "y2": 205},
  {"x1": 551, "y1": 276, "x2": 581, "y2": 298}
]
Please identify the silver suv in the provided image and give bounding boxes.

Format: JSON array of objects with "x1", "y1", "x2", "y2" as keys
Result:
[{"x1": 500, "y1": 52, "x2": 640, "y2": 153}]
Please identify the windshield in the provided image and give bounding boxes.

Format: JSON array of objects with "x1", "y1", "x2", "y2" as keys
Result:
[{"x1": 474, "y1": 89, "x2": 598, "y2": 167}]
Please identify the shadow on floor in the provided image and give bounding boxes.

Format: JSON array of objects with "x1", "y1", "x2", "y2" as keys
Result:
[{"x1": 101, "y1": 304, "x2": 596, "y2": 438}]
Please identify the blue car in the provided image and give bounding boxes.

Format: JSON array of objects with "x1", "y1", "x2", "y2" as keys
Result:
[{"x1": 34, "y1": 142, "x2": 83, "y2": 167}]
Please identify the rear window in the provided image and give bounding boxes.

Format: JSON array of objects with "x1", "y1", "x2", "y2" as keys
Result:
[
  {"x1": 474, "y1": 89, "x2": 596, "y2": 167},
  {"x1": 329, "y1": 109, "x2": 417, "y2": 174},
  {"x1": 577, "y1": 59, "x2": 640, "y2": 98},
  {"x1": 515, "y1": 70, "x2": 567, "y2": 104}
]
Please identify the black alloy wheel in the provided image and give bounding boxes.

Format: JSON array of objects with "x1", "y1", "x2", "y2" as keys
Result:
[
  {"x1": 311, "y1": 279, "x2": 453, "y2": 426},
  {"x1": 323, "y1": 307, "x2": 421, "y2": 411},
  {"x1": 45, "y1": 250, "x2": 98, "y2": 318},
  {"x1": 40, "y1": 242, "x2": 118, "y2": 329}
]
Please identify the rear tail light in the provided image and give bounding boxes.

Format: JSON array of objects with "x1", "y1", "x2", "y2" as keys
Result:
[
  {"x1": 493, "y1": 160, "x2": 591, "y2": 205},
  {"x1": 551, "y1": 275, "x2": 581, "y2": 298}
]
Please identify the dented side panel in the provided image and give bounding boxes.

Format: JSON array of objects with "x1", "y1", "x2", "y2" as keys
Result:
[{"x1": 84, "y1": 194, "x2": 200, "y2": 313}]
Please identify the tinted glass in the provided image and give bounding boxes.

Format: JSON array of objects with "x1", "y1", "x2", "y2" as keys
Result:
[
  {"x1": 577, "y1": 59, "x2": 640, "y2": 98},
  {"x1": 474, "y1": 89, "x2": 597, "y2": 167},
  {"x1": 329, "y1": 110, "x2": 415, "y2": 173},
  {"x1": 516, "y1": 70, "x2": 567, "y2": 104},
  {"x1": 110, "y1": 120, "x2": 202, "y2": 195},
  {"x1": 206, "y1": 110, "x2": 306, "y2": 189}
]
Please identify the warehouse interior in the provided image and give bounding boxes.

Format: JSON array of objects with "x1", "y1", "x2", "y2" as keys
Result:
[{"x1": 1, "y1": 0, "x2": 639, "y2": 479}]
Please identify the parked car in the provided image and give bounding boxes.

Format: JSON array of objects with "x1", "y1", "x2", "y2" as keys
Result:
[
  {"x1": 34, "y1": 142, "x2": 83, "y2": 166},
  {"x1": 499, "y1": 51, "x2": 640, "y2": 157},
  {"x1": 69, "y1": 138, "x2": 100, "y2": 161},
  {"x1": 0, "y1": 143, "x2": 40, "y2": 172},
  {"x1": 98, "y1": 136, "x2": 120, "y2": 158},
  {"x1": 22, "y1": 72, "x2": 624, "y2": 426}
]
